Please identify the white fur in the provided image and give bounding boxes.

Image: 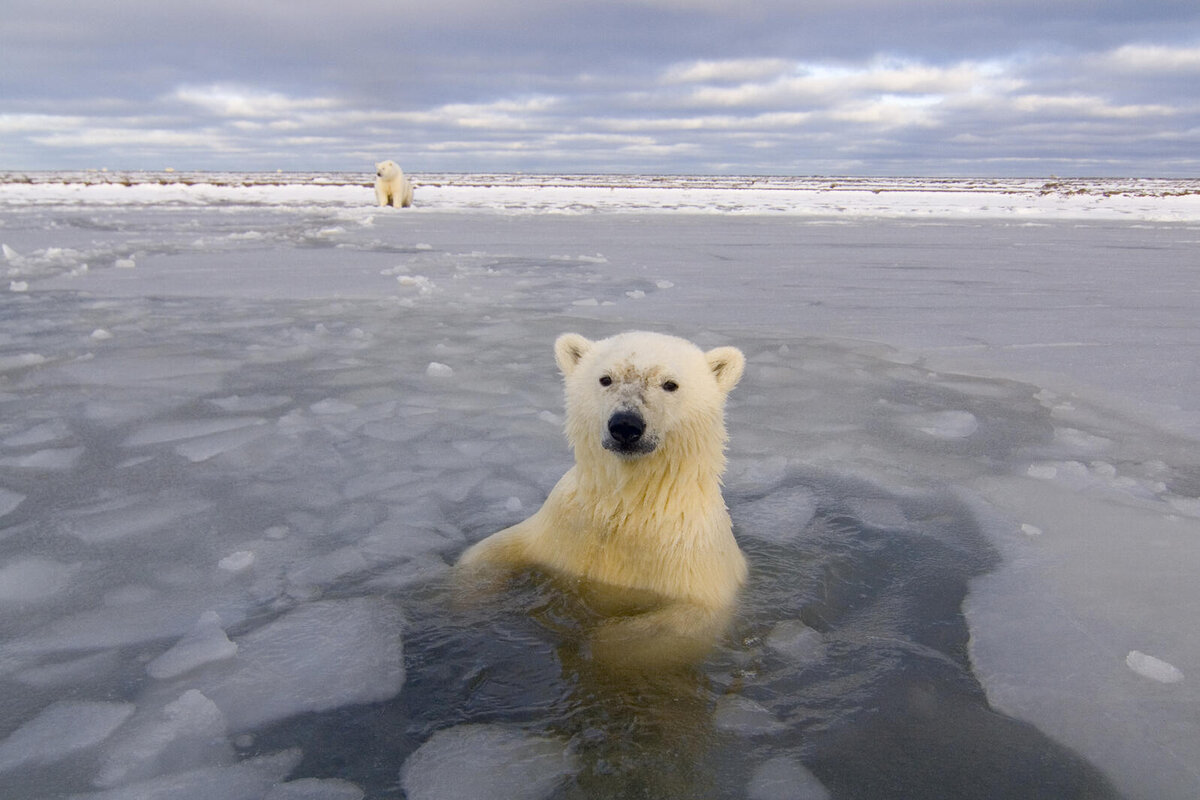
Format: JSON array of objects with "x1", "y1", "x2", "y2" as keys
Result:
[
  {"x1": 374, "y1": 160, "x2": 413, "y2": 208},
  {"x1": 457, "y1": 331, "x2": 747, "y2": 668}
]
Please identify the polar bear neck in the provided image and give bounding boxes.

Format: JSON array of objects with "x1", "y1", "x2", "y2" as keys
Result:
[{"x1": 573, "y1": 422, "x2": 728, "y2": 524}]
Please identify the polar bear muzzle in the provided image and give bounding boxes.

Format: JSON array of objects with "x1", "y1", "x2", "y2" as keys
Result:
[{"x1": 604, "y1": 409, "x2": 656, "y2": 456}]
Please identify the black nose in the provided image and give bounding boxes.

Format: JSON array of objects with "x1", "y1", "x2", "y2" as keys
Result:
[{"x1": 608, "y1": 411, "x2": 645, "y2": 446}]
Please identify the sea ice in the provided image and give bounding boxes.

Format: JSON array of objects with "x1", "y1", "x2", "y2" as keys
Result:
[
  {"x1": 69, "y1": 749, "x2": 302, "y2": 800},
  {"x1": 124, "y1": 417, "x2": 267, "y2": 447},
  {"x1": 59, "y1": 492, "x2": 213, "y2": 544},
  {"x1": 400, "y1": 724, "x2": 578, "y2": 800},
  {"x1": 0, "y1": 487, "x2": 24, "y2": 518},
  {"x1": 94, "y1": 689, "x2": 232, "y2": 788},
  {"x1": 146, "y1": 611, "x2": 238, "y2": 680},
  {"x1": 426, "y1": 362, "x2": 453, "y2": 378},
  {"x1": 0, "y1": 556, "x2": 80, "y2": 603},
  {"x1": 0, "y1": 700, "x2": 135, "y2": 773},
  {"x1": 181, "y1": 598, "x2": 405, "y2": 731},
  {"x1": 2, "y1": 419, "x2": 70, "y2": 447},
  {"x1": 175, "y1": 426, "x2": 274, "y2": 462},
  {"x1": 1125, "y1": 651, "x2": 1184, "y2": 684},
  {"x1": 764, "y1": 619, "x2": 826, "y2": 663},
  {"x1": 713, "y1": 696, "x2": 788, "y2": 736},
  {"x1": 218, "y1": 551, "x2": 256, "y2": 573},
  {"x1": 907, "y1": 410, "x2": 979, "y2": 439},
  {"x1": 265, "y1": 777, "x2": 366, "y2": 800},
  {"x1": 730, "y1": 485, "x2": 818, "y2": 542},
  {"x1": 0, "y1": 445, "x2": 83, "y2": 470},
  {"x1": 747, "y1": 755, "x2": 832, "y2": 800}
]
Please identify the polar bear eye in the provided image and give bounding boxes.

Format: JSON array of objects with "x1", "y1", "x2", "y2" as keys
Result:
[
  {"x1": 662, "y1": 380, "x2": 679, "y2": 392},
  {"x1": 599, "y1": 375, "x2": 613, "y2": 387}
]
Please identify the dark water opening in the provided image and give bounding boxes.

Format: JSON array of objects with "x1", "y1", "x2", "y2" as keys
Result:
[{"x1": 247, "y1": 470, "x2": 1120, "y2": 799}]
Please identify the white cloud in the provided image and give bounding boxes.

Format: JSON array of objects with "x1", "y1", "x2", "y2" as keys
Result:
[
  {"x1": 1105, "y1": 44, "x2": 1200, "y2": 73},
  {"x1": 171, "y1": 85, "x2": 340, "y2": 118},
  {"x1": 32, "y1": 127, "x2": 232, "y2": 149},
  {"x1": 661, "y1": 59, "x2": 793, "y2": 85},
  {"x1": 0, "y1": 113, "x2": 88, "y2": 133},
  {"x1": 1010, "y1": 94, "x2": 1177, "y2": 119}
]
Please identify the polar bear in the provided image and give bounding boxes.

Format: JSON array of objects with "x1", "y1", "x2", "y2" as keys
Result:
[
  {"x1": 374, "y1": 160, "x2": 413, "y2": 208},
  {"x1": 456, "y1": 331, "x2": 747, "y2": 668}
]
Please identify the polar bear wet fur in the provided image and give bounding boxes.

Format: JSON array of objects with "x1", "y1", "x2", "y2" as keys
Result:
[
  {"x1": 456, "y1": 331, "x2": 747, "y2": 668},
  {"x1": 374, "y1": 160, "x2": 413, "y2": 208}
]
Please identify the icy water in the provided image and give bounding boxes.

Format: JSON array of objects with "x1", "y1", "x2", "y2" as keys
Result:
[{"x1": 1, "y1": 177, "x2": 1198, "y2": 799}]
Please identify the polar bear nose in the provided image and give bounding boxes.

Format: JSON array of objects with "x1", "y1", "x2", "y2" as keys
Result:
[{"x1": 608, "y1": 411, "x2": 645, "y2": 446}]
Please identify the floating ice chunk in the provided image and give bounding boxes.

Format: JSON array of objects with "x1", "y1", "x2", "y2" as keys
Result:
[
  {"x1": 0, "y1": 446, "x2": 84, "y2": 471},
  {"x1": 14, "y1": 651, "x2": 121, "y2": 689},
  {"x1": 0, "y1": 701, "x2": 135, "y2": 773},
  {"x1": 907, "y1": 410, "x2": 979, "y2": 439},
  {"x1": 401, "y1": 724, "x2": 578, "y2": 800},
  {"x1": 0, "y1": 557, "x2": 80, "y2": 603},
  {"x1": 95, "y1": 689, "x2": 232, "y2": 788},
  {"x1": 1126, "y1": 651, "x2": 1184, "y2": 684},
  {"x1": 175, "y1": 425, "x2": 272, "y2": 462},
  {"x1": 124, "y1": 417, "x2": 266, "y2": 447},
  {"x1": 2, "y1": 243, "x2": 20, "y2": 260},
  {"x1": 310, "y1": 398, "x2": 358, "y2": 415},
  {"x1": 209, "y1": 394, "x2": 292, "y2": 413},
  {"x1": 3, "y1": 420, "x2": 70, "y2": 447},
  {"x1": 91, "y1": 328, "x2": 115, "y2": 340},
  {"x1": 218, "y1": 551, "x2": 256, "y2": 573},
  {"x1": 765, "y1": 620, "x2": 825, "y2": 663},
  {"x1": 655, "y1": 279, "x2": 674, "y2": 289},
  {"x1": 625, "y1": 290, "x2": 645, "y2": 299},
  {"x1": 7, "y1": 582, "x2": 249, "y2": 657},
  {"x1": 1052, "y1": 427, "x2": 1112, "y2": 453},
  {"x1": 571, "y1": 298, "x2": 599, "y2": 306},
  {"x1": 0, "y1": 487, "x2": 24, "y2": 517},
  {"x1": 747, "y1": 755, "x2": 831, "y2": 800},
  {"x1": 187, "y1": 598, "x2": 405, "y2": 731},
  {"x1": 9, "y1": 281, "x2": 29, "y2": 292},
  {"x1": 0, "y1": 353, "x2": 46, "y2": 372},
  {"x1": 426, "y1": 362, "x2": 453, "y2": 378},
  {"x1": 266, "y1": 777, "x2": 365, "y2": 800},
  {"x1": 731, "y1": 486, "x2": 818, "y2": 543},
  {"x1": 397, "y1": 275, "x2": 435, "y2": 295},
  {"x1": 714, "y1": 695, "x2": 788, "y2": 736},
  {"x1": 60, "y1": 492, "x2": 212, "y2": 544},
  {"x1": 1020, "y1": 523, "x2": 1043, "y2": 537},
  {"x1": 1167, "y1": 496, "x2": 1200, "y2": 518},
  {"x1": 147, "y1": 612, "x2": 239, "y2": 680},
  {"x1": 115, "y1": 258, "x2": 136, "y2": 268},
  {"x1": 725, "y1": 456, "x2": 790, "y2": 493},
  {"x1": 286, "y1": 546, "x2": 369, "y2": 588},
  {"x1": 1027, "y1": 463, "x2": 1059, "y2": 480},
  {"x1": 73, "y1": 749, "x2": 301, "y2": 800}
]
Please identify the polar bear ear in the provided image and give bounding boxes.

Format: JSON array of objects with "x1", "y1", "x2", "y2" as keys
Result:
[
  {"x1": 555, "y1": 333, "x2": 593, "y2": 376},
  {"x1": 706, "y1": 346, "x2": 745, "y2": 394}
]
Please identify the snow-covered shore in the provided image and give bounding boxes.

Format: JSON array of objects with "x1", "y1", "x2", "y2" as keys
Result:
[{"x1": 4, "y1": 171, "x2": 1200, "y2": 221}]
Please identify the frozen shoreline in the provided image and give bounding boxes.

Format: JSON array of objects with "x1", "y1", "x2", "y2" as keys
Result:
[{"x1": 3, "y1": 171, "x2": 1200, "y2": 222}]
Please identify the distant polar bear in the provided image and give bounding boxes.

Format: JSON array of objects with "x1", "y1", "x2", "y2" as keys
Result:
[
  {"x1": 374, "y1": 160, "x2": 413, "y2": 208},
  {"x1": 456, "y1": 331, "x2": 747, "y2": 668}
]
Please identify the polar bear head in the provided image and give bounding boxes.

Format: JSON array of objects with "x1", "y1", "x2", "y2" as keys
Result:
[
  {"x1": 554, "y1": 331, "x2": 744, "y2": 463},
  {"x1": 375, "y1": 160, "x2": 402, "y2": 180}
]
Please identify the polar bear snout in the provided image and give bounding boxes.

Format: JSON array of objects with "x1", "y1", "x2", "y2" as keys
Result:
[{"x1": 604, "y1": 410, "x2": 656, "y2": 456}]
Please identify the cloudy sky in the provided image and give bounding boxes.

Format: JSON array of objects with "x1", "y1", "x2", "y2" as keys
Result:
[{"x1": 2, "y1": 0, "x2": 1199, "y2": 176}]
